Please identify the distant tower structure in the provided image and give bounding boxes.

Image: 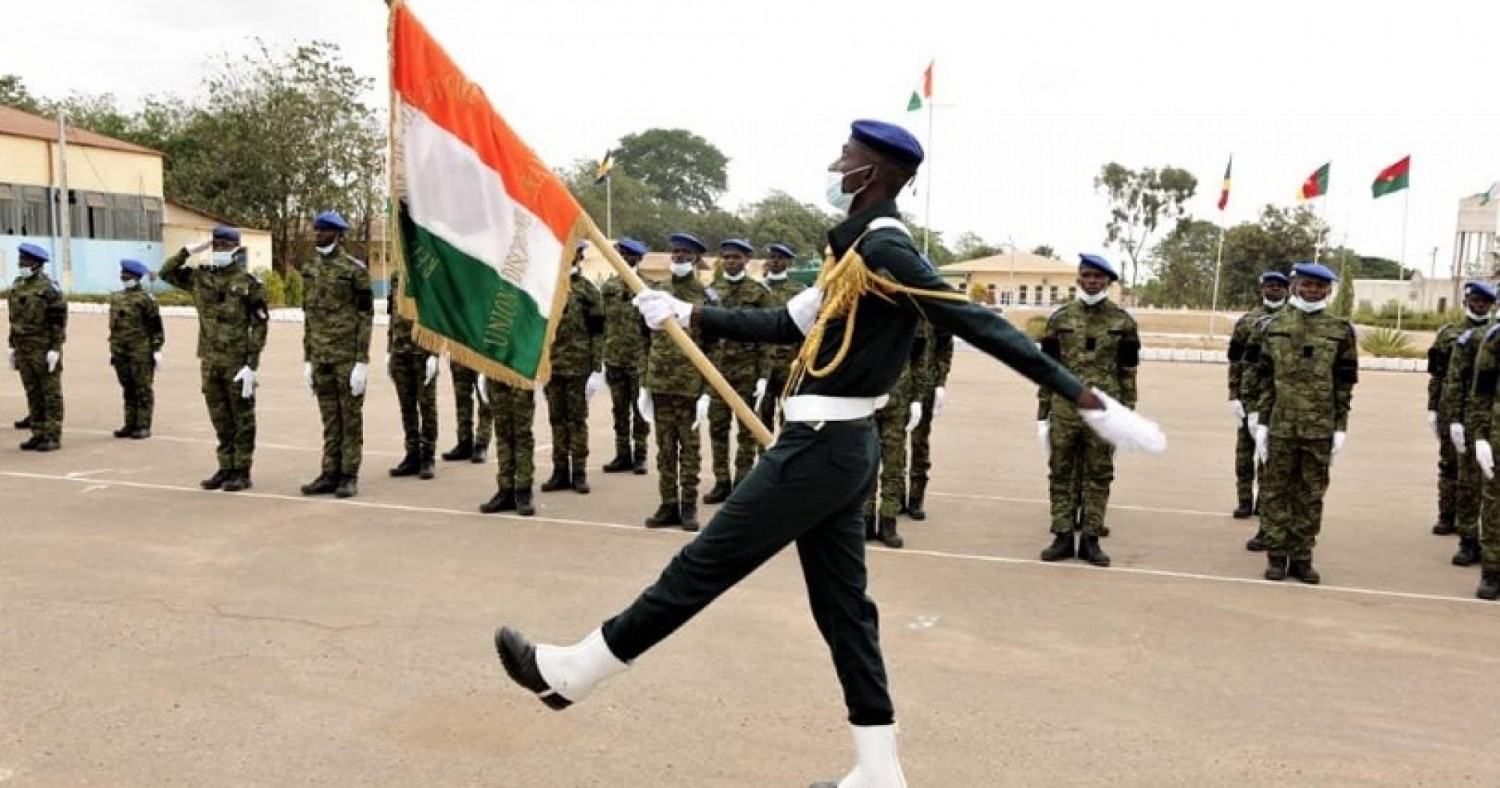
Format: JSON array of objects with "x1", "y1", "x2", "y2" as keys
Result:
[{"x1": 1453, "y1": 194, "x2": 1499, "y2": 303}]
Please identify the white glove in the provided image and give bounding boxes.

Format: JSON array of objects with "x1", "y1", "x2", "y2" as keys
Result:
[
  {"x1": 787, "y1": 286, "x2": 824, "y2": 335},
  {"x1": 153, "y1": 351, "x2": 162, "y2": 369},
  {"x1": 1253, "y1": 424, "x2": 1269, "y2": 465},
  {"x1": 1427, "y1": 410, "x2": 1440, "y2": 439},
  {"x1": 1450, "y1": 423, "x2": 1466, "y2": 453},
  {"x1": 1229, "y1": 399, "x2": 1246, "y2": 422},
  {"x1": 752, "y1": 378, "x2": 768, "y2": 411},
  {"x1": 45, "y1": 350, "x2": 60, "y2": 373},
  {"x1": 350, "y1": 361, "x2": 369, "y2": 397},
  {"x1": 1247, "y1": 412, "x2": 1260, "y2": 433},
  {"x1": 6, "y1": 347, "x2": 13, "y2": 369},
  {"x1": 477, "y1": 374, "x2": 490, "y2": 404},
  {"x1": 1331, "y1": 430, "x2": 1347, "y2": 459},
  {"x1": 905, "y1": 402, "x2": 923, "y2": 432},
  {"x1": 632, "y1": 289, "x2": 692, "y2": 330},
  {"x1": 423, "y1": 355, "x2": 438, "y2": 385},
  {"x1": 232, "y1": 365, "x2": 256, "y2": 399},
  {"x1": 187, "y1": 239, "x2": 212, "y2": 255},
  {"x1": 933, "y1": 386, "x2": 947, "y2": 418},
  {"x1": 384, "y1": 352, "x2": 392, "y2": 373},
  {"x1": 301, "y1": 361, "x2": 314, "y2": 394},
  {"x1": 1078, "y1": 387, "x2": 1168, "y2": 454},
  {"x1": 1478, "y1": 439, "x2": 1496, "y2": 480},
  {"x1": 585, "y1": 370, "x2": 606, "y2": 402},
  {"x1": 636, "y1": 388, "x2": 655, "y2": 425},
  {"x1": 693, "y1": 394, "x2": 710, "y2": 429},
  {"x1": 1037, "y1": 420, "x2": 1051, "y2": 459}
]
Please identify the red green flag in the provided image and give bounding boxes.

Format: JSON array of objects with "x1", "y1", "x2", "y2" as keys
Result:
[
  {"x1": 907, "y1": 61, "x2": 933, "y2": 112},
  {"x1": 1371, "y1": 155, "x2": 1410, "y2": 199},
  {"x1": 1298, "y1": 163, "x2": 1330, "y2": 201},
  {"x1": 1216, "y1": 155, "x2": 1232, "y2": 211}
]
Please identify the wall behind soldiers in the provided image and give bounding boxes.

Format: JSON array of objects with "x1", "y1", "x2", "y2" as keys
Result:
[
  {"x1": 55, "y1": 145, "x2": 164, "y2": 197},
  {"x1": 163, "y1": 203, "x2": 275, "y2": 274},
  {"x1": 0, "y1": 136, "x2": 50, "y2": 186}
]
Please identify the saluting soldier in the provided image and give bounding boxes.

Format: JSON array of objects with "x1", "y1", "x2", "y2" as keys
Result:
[
  {"x1": 108, "y1": 258, "x2": 165, "y2": 440},
  {"x1": 599, "y1": 237, "x2": 652, "y2": 475},
  {"x1": 7, "y1": 243, "x2": 66, "y2": 452},
  {"x1": 703, "y1": 238, "x2": 770, "y2": 504},
  {"x1": 386, "y1": 270, "x2": 439, "y2": 480}
]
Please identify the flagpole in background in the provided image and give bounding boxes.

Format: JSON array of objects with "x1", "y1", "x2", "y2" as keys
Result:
[
  {"x1": 605, "y1": 174, "x2": 612, "y2": 238},
  {"x1": 1207, "y1": 154, "x2": 1231, "y2": 340},
  {"x1": 1396, "y1": 187, "x2": 1410, "y2": 331},
  {"x1": 1314, "y1": 159, "x2": 1331, "y2": 263},
  {"x1": 924, "y1": 97, "x2": 934, "y2": 257}
]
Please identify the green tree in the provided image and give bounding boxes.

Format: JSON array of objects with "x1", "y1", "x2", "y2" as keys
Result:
[
  {"x1": 954, "y1": 232, "x2": 1003, "y2": 261},
  {"x1": 1331, "y1": 274, "x2": 1354, "y2": 318},
  {"x1": 1218, "y1": 205, "x2": 1328, "y2": 307},
  {"x1": 741, "y1": 190, "x2": 835, "y2": 262},
  {"x1": 1094, "y1": 163, "x2": 1198, "y2": 286},
  {"x1": 0, "y1": 74, "x2": 41, "y2": 112},
  {"x1": 1030, "y1": 244, "x2": 1057, "y2": 259},
  {"x1": 1147, "y1": 219, "x2": 1222, "y2": 307},
  {"x1": 613, "y1": 129, "x2": 729, "y2": 214}
]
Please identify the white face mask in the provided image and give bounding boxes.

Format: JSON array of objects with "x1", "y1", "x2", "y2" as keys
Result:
[
  {"x1": 316, "y1": 243, "x2": 337, "y2": 256},
  {"x1": 1467, "y1": 308, "x2": 1490, "y2": 323},
  {"x1": 1289, "y1": 294, "x2": 1327, "y2": 313},
  {"x1": 17, "y1": 266, "x2": 37, "y2": 279},
  {"x1": 1078, "y1": 290, "x2": 1107, "y2": 306},
  {"x1": 767, "y1": 271, "x2": 788, "y2": 281},
  {"x1": 570, "y1": 265, "x2": 580, "y2": 276},
  {"x1": 724, "y1": 271, "x2": 745, "y2": 283},
  {"x1": 824, "y1": 165, "x2": 873, "y2": 215},
  {"x1": 122, "y1": 279, "x2": 141, "y2": 289},
  {"x1": 1263, "y1": 297, "x2": 1286, "y2": 309},
  {"x1": 670, "y1": 262, "x2": 694, "y2": 278},
  {"x1": 211, "y1": 251, "x2": 235, "y2": 267}
]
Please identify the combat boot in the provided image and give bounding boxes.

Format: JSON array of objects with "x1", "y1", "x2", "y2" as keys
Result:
[
  {"x1": 222, "y1": 470, "x2": 252, "y2": 492},
  {"x1": 1078, "y1": 534, "x2": 1111, "y2": 567},
  {"x1": 479, "y1": 488, "x2": 516, "y2": 514},
  {"x1": 703, "y1": 481, "x2": 733, "y2": 504},
  {"x1": 1452, "y1": 537, "x2": 1481, "y2": 567},
  {"x1": 13, "y1": 415, "x2": 30, "y2": 429},
  {"x1": 1232, "y1": 498, "x2": 1254, "y2": 519},
  {"x1": 34, "y1": 438, "x2": 59, "y2": 452},
  {"x1": 906, "y1": 480, "x2": 928, "y2": 521},
  {"x1": 540, "y1": 465, "x2": 571, "y2": 492},
  {"x1": 1264, "y1": 555, "x2": 1288, "y2": 581},
  {"x1": 1476, "y1": 571, "x2": 1500, "y2": 601},
  {"x1": 571, "y1": 469, "x2": 590, "y2": 495},
  {"x1": 515, "y1": 488, "x2": 536, "y2": 517},
  {"x1": 200, "y1": 469, "x2": 230, "y2": 490},
  {"x1": 602, "y1": 451, "x2": 633, "y2": 473},
  {"x1": 113, "y1": 426, "x2": 133, "y2": 438},
  {"x1": 1040, "y1": 532, "x2": 1075, "y2": 562},
  {"x1": 418, "y1": 451, "x2": 436, "y2": 480},
  {"x1": 1287, "y1": 558, "x2": 1321, "y2": 585},
  {"x1": 645, "y1": 502, "x2": 681, "y2": 529},
  {"x1": 877, "y1": 515, "x2": 904, "y2": 549},
  {"x1": 1431, "y1": 518, "x2": 1458, "y2": 536},
  {"x1": 301, "y1": 472, "x2": 339, "y2": 496},
  {"x1": 389, "y1": 453, "x2": 421, "y2": 478},
  {"x1": 129, "y1": 428, "x2": 150, "y2": 440},
  {"x1": 441, "y1": 440, "x2": 473, "y2": 462},
  {"x1": 471, "y1": 445, "x2": 488, "y2": 464},
  {"x1": 680, "y1": 503, "x2": 700, "y2": 533},
  {"x1": 335, "y1": 475, "x2": 359, "y2": 499},
  {"x1": 18, "y1": 436, "x2": 40, "y2": 451},
  {"x1": 1245, "y1": 529, "x2": 1267, "y2": 552},
  {"x1": 864, "y1": 515, "x2": 879, "y2": 541},
  {"x1": 632, "y1": 446, "x2": 648, "y2": 475}
]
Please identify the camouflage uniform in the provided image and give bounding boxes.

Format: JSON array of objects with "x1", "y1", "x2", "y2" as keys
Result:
[
  {"x1": 705, "y1": 276, "x2": 770, "y2": 496},
  {"x1": 302, "y1": 249, "x2": 374, "y2": 481},
  {"x1": 1038, "y1": 298, "x2": 1140, "y2": 538},
  {"x1": 7, "y1": 270, "x2": 67, "y2": 446},
  {"x1": 865, "y1": 362, "x2": 918, "y2": 547},
  {"x1": 642, "y1": 273, "x2": 713, "y2": 525},
  {"x1": 486, "y1": 377, "x2": 537, "y2": 496},
  {"x1": 1439, "y1": 321, "x2": 1488, "y2": 547},
  {"x1": 906, "y1": 320, "x2": 953, "y2": 516},
  {"x1": 1467, "y1": 325, "x2": 1500, "y2": 590},
  {"x1": 1426, "y1": 321, "x2": 1466, "y2": 533},
  {"x1": 387, "y1": 274, "x2": 438, "y2": 469},
  {"x1": 160, "y1": 248, "x2": 268, "y2": 480},
  {"x1": 757, "y1": 274, "x2": 808, "y2": 434},
  {"x1": 446, "y1": 362, "x2": 492, "y2": 459},
  {"x1": 108, "y1": 283, "x2": 165, "y2": 434},
  {"x1": 1228, "y1": 304, "x2": 1278, "y2": 508},
  {"x1": 600, "y1": 272, "x2": 651, "y2": 471},
  {"x1": 1250, "y1": 308, "x2": 1357, "y2": 567},
  {"x1": 542, "y1": 273, "x2": 604, "y2": 491}
]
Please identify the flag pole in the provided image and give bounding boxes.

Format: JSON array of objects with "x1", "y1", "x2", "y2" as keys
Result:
[
  {"x1": 581, "y1": 217, "x2": 772, "y2": 447},
  {"x1": 1208, "y1": 222, "x2": 1226, "y2": 339},
  {"x1": 923, "y1": 99, "x2": 934, "y2": 257},
  {"x1": 605, "y1": 174, "x2": 613, "y2": 238},
  {"x1": 1396, "y1": 186, "x2": 1410, "y2": 332}
]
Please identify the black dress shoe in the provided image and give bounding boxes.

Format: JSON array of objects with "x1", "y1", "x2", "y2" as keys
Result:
[{"x1": 494, "y1": 626, "x2": 571, "y2": 710}]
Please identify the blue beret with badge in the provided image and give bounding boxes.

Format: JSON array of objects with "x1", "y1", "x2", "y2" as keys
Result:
[
  {"x1": 766, "y1": 243, "x2": 795, "y2": 259},
  {"x1": 119, "y1": 258, "x2": 150, "y2": 278},
  {"x1": 17, "y1": 242, "x2": 49, "y2": 263},
  {"x1": 719, "y1": 238, "x2": 754, "y2": 255},
  {"x1": 1465, "y1": 281, "x2": 1498, "y2": 301},
  {"x1": 668, "y1": 232, "x2": 707, "y2": 254},
  {"x1": 212, "y1": 224, "x2": 241, "y2": 244},
  {"x1": 313, "y1": 211, "x2": 349, "y2": 232},
  {"x1": 1260, "y1": 270, "x2": 1290, "y2": 285},
  {"x1": 616, "y1": 237, "x2": 648, "y2": 256},
  {"x1": 1291, "y1": 262, "x2": 1338, "y2": 283},
  {"x1": 850, "y1": 119, "x2": 924, "y2": 169},
  {"x1": 1078, "y1": 253, "x2": 1119, "y2": 282}
]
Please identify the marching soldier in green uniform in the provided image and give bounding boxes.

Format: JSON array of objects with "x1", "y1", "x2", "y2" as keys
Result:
[
  {"x1": 1438, "y1": 281, "x2": 1497, "y2": 568},
  {"x1": 755, "y1": 242, "x2": 806, "y2": 435},
  {"x1": 386, "y1": 270, "x2": 438, "y2": 480},
  {"x1": 298, "y1": 211, "x2": 374, "y2": 499},
  {"x1": 1248, "y1": 262, "x2": 1357, "y2": 584},
  {"x1": 640, "y1": 232, "x2": 713, "y2": 531},
  {"x1": 541, "y1": 241, "x2": 606, "y2": 495},
  {"x1": 703, "y1": 238, "x2": 770, "y2": 503},
  {"x1": 479, "y1": 376, "x2": 539, "y2": 517},
  {"x1": 905, "y1": 317, "x2": 953, "y2": 520},
  {"x1": 108, "y1": 258, "x2": 165, "y2": 440},
  {"x1": 7, "y1": 243, "x2": 66, "y2": 451},
  {"x1": 865, "y1": 354, "x2": 923, "y2": 548},
  {"x1": 160, "y1": 226, "x2": 268, "y2": 491},
  {"x1": 1227, "y1": 271, "x2": 1288, "y2": 519},
  {"x1": 1425, "y1": 286, "x2": 1492, "y2": 535},
  {"x1": 599, "y1": 237, "x2": 652, "y2": 475},
  {"x1": 443, "y1": 360, "x2": 492, "y2": 464},
  {"x1": 1037, "y1": 253, "x2": 1140, "y2": 567}
]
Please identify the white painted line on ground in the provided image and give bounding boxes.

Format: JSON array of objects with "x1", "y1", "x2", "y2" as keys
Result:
[
  {"x1": 65, "y1": 427, "x2": 553, "y2": 458},
  {"x1": 931, "y1": 490, "x2": 1230, "y2": 520}
]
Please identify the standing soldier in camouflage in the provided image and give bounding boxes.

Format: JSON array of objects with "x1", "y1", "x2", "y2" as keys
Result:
[
  {"x1": 640, "y1": 232, "x2": 713, "y2": 531},
  {"x1": 386, "y1": 270, "x2": 439, "y2": 480},
  {"x1": 1248, "y1": 262, "x2": 1357, "y2": 584},
  {"x1": 865, "y1": 354, "x2": 923, "y2": 548},
  {"x1": 298, "y1": 211, "x2": 374, "y2": 500},
  {"x1": 1227, "y1": 271, "x2": 1288, "y2": 518},
  {"x1": 541, "y1": 241, "x2": 606, "y2": 495},
  {"x1": 7, "y1": 243, "x2": 66, "y2": 452},
  {"x1": 1426, "y1": 286, "x2": 1492, "y2": 536},
  {"x1": 443, "y1": 360, "x2": 492, "y2": 464},
  {"x1": 479, "y1": 377, "x2": 538, "y2": 517},
  {"x1": 1438, "y1": 282, "x2": 1497, "y2": 568},
  {"x1": 160, "y1": 226, "x2": 268, "y2": 491},
  {"x1": 905, "y1": 318, "x2": 953, "y2": 520},
  {"x1": 1464, "y1": 304, "x2": 1500, "y2": 599},
  {"x1": 108, "y1": 259, "x2": 165, "y2": 440},
  {"x1": 1037, "y1": 254, "x2": 1139, "y2": 567},
  {"x1": 755, "y1": 242, "x2": 806, "y2": 436},
  {"x1": 599, "y1": 237, "x2": 651, "y2": 475},
  {"x1": 703, "y1": 238, "x2": 770, "y2": 504}
]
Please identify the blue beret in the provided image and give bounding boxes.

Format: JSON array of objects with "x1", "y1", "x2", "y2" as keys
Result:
[
  {"x1": 1465, "y1": 281, "x2": 1498, "y2": 301},
  {"x1": 850, "y1": 119, "x2": 924, "y2": 169},
  {"x1": 1078, "y1": 253, "x2": 1119, "y2": 281},
  {"x1": 615, "y1": 237, "x2": 648, "y2": 256},
  {"x1": 766, "y1": 243, "x2": 795, "y2": 259},
  {"x1": 1259, "y1": 271, "x2": 1290, "y2": 285},
  {"x1": 719, "y1": 238, "x2": 754, "y2": 255},
  {"x1": 313, "y1": 211, "x2": 349, "y2": 231},
  {"x1": 1291, "y1": 262, "x2": 1338, "y2": 283},
  {"x1": 119, "y1": 259, "x2": 150, "y2": 278},
  {"x1": 212, "y1": 225, "x2": 241, "y2": 244},
  {"x1": 668, "y1": 232, "x2": 706, "y2": 254},
  {"x1": 17, "y1": 242, "x2": 49, "y2": 263}
]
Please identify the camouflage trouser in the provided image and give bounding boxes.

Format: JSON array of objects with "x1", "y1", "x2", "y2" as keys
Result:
[
  {"x1": 111, "y1": 351, "x2": 156, "y2": 431},
  {"x1": 390, "y1": 352, "x2": 437, "y2": 457},
  {"x1": 866, "y1": 387, "x2": 911, "y2": 519},
  {"x1": 910, "y1": 385, "x2": 936, "y2": 487},
  {"x1": 1235, "y1": 423, "x2": 1262, "y2": 502},
  {"x1": 1259, "y1": 436, "x2": 1332, "y2": 559},
  {"x1": 312, "y1": 361, "x2": 364, "y2": 477},
  {"x1": 755, "y1": 371, "x2": 791, "y2": 458},
  {"x1": 653, "y1": 392, "x2": 701, "y2": 505},
  {"x1": 450, "y1": 363, "x2": 492, "y2": 449},
  {"x1": 1048, "y1": 416, "x2": 1114, "y2": 536},
  {"x1": 487, "y1": 379, "x2": 536, "y2": 491},
  {"x1": 1482, "y1": 471, "x2": 1500, "y2": 571},
  {"x1": 606, "y1": 363, "x2": 649, "y2": 457},
  {"x1": 708, "y1": 372, "x2": 759, "y2": 484},
  {"x1": 202, "y1": 360, "x2": 256, "y2": 472},
  {"x1": 1457, "y1": 437, "x2": 1484, "y2": 540},
  {"x1": 15, "y1": 344, "x2": 63, "y2": 441},
  {"x1": 1437, "y1": 435, "x2": 1457, "y2": 526},
  {"x1": 545, "y1": 373, "x2": 589, "y2": 471}
]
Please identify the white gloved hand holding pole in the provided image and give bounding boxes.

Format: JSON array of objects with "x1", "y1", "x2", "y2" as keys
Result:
[
  {"x1": 632, "y1": 290, "x2": 692, "y2": 330},
  {"x1": 636, "y1": 388, "x2": 655, "y2": 425}
]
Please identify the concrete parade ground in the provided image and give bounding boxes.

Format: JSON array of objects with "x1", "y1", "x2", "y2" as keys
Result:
[{"x1": 2, "y1": 312, "x2": 1497, "y2": 787}]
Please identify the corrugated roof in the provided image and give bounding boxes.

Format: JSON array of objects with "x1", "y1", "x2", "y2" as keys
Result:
[{"x1": 0, "y1": 104, "x2": 163, "y2": 157}]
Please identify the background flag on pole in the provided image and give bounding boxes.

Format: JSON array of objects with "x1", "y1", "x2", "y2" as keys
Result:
[
  {"x1": 593, "y1": 150, "x2": 614, "y2": 185},
  {"x1": 907, "y1": 60, "x2": 933, "y2": 111},
  {"x1": 1217, "y1": 155, "x2": 1232, "y2": 211},
  {"x1": 1482, "y1": 181, "x2": 1500, "y2": 206},
  {"x1": 1371, "y1": 155, "x2": 1410, "y2": 199},
  {"x1": 1298, "y1": 162, "x2": 1331, "y2": 201}
]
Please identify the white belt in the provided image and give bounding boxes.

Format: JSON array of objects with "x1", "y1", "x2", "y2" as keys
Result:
[{"x1": 782, "y1": 394, "x2": 889, "y2": 423}]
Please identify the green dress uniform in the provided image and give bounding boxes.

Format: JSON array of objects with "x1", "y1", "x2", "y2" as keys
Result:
[
  {"x1": 905, "y1": 320, "x2": 953, "y2": 519},
  {"x1": 642, "y1": 271, "x2": 713, "y2": 530},
  {"x1": 1228, "y1": 302, "x2": 1280, "y2": 514},
  {"x1": 479, "y1": 377, "x2": 538, "y2": 516},
  {"x1": 108, "y1": 276, "x2": 164, "y2": 438},
  {"x1": 757, "y1": 272, "x2": 808, "y2": 433},
  {"x1": 1426, "y1": 319, "x2": 1470, "y2": 535},
  {"x1": 704, "y1": 274, "x2": 771, "y2": 502},
  {"x1": 541, "y1": 272, "x2": 604, "y2": 493},
  {"x1": 444, "y1": 361, "x2": 492, "y2": 462},
  {"x1": 600, "y1": 268, "x2": 651, "y2": 474},
  {"x1": 8, "y1": 265, "x2": 67, "y2": 450},
  {"x1": 386, "y1": 272, "x2": 438, "y2": 479},
  {"x1": 159, "y1": 243, "x2": 269, "y2": 490},
  {"x1": 301, "y1": 247, "x2": 374, "y2": 496}
]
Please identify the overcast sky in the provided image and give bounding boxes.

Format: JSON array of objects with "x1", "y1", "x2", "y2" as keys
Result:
[{"x1": 11, "y1": 0, "x2": 1500, "y2": 279}]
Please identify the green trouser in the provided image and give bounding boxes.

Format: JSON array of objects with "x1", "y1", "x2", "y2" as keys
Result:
[
  {"x1": 15, "y1": 344, "x2": 63, "y2": 441},
  {"x1": 1437, "y1": 435, "x2": 1457, "y2": 526},
  {"x1": 708, "y1": 371, "x2": 760, "y2": 484},
  {"x1": 1235, "y1": 423, "x2": 1260, "y2": 502},
  {"x1": 487, "y1": 379, "x2": 536, "y2": 491},
  {"x1": 202, "y1": 360, "x2": 256, "y2": 472},
  {"x1": 1048, "y1": 416, "x2": 1114, "y2": 536},
  {"x1": 312, "y1": 361, "x2": 364, "y2": 477},
  {"x1": 111, "y1": 351, "x2": 155, "y2": 431},
  {"x1": 867, "y1": 389, "x2": 911, "y2": 519},
  {"x1": 1259, "y1": 436, "x2": 1332, "y2": 559},
  {"x1": 1456, "y1": 438, "x2": 1483, "y2": 540},
  {"x1": 450, "y1": 363, "x2": 492, "y2": 448},
  {"x1": 390, "y1": 353, "x2": 437, "y2": 456},
  {"x1": 545, "y1": 373, "x2": 589, "y2": 472},
  {"x1": 909, "y1": 386, "x2": 936, "y2": 490},
  {"x1": 653, "y1": 392, "x2": 701, "y2": 505},
  {"x1": 755, "y1": 371, "x2": 791, "y2": 458},
  {"x1": 606, "y1": 363, "x2": 649, "y2": 458}
]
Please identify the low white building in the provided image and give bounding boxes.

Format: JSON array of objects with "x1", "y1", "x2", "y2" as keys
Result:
[{"x1": 1351, "y1": 273, "x2": 1462, "y2": 315}]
